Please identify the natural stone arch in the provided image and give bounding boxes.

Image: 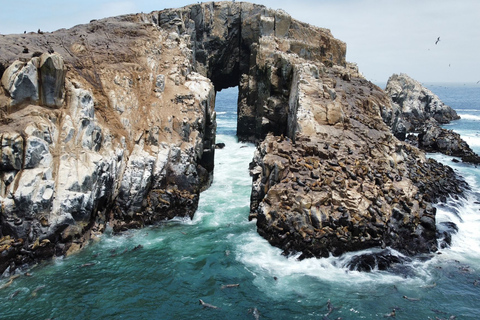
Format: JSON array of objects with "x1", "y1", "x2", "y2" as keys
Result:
[
  {"x1": 0, "y1": 2, "x2": 463, "y2": 273},
  {"x1": 154, "y1": 1, "x2": 346, "y2": 141}
]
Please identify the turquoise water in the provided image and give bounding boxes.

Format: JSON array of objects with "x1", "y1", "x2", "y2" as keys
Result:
[{"x1": 1, "y1": 86, "x2": 480, "y2": 319}]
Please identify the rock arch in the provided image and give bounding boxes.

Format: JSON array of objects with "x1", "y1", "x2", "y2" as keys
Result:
[
  {"x1": 154, "y1": 2, "x2": 346, "y2": 141},
  {"x1": 0, "y1": 2, "x2": 466, "y2": 273}
]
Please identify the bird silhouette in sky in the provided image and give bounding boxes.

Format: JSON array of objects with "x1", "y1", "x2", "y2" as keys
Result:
[{"x1": 435, "y1": 37, "x2": 440, "y2": 45}]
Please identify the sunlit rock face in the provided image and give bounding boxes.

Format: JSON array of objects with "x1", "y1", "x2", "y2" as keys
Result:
[
  {"x1": 0, "y1": 8, "x2": 217, "y2": 271},
  {"x1": 383, "y1": 73, "x2": 459, "y2": 140},
  {"x1": 0, "y1": 1, "x2": 466, "y2": 273},
  {"x1": 383, "y1": 73, "x2": 480, "y2": 164}
]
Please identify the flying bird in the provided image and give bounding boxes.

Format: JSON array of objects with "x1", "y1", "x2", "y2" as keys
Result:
[{"x1": 435, "y1": 37, "x2": 440, "y2": 45}]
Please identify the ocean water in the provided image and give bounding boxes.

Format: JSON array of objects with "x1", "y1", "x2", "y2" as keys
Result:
[{"x1": 1, "y1": 85, "x2": 480, "y2": 319}]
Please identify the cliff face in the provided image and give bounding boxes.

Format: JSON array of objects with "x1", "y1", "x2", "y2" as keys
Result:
[
  {"x1": 0, "y1": 2, "x2": 466, "y2": 273},
  {"x1": 0, "y1": 12, "x2": 217, "y2": 272},
  {"x1": 154, "y1": 2, "x2": 346, "y2": 141}
]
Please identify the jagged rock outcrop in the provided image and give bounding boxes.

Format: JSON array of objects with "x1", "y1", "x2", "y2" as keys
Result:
[
  {"x1": 416, "y1": 120, "x2": 480, "y2": 164},
  {"x1": 0, "y1": 1, "x2": 468, "y2": 273},
  {"x1": 154, "y1": 2, "x2": 346, "y2": 142},
  {"x1": 383, "y1": 73, "x2": 459, "y2": 140},
  {"x1": 249, "y1": 83, "x2": 465, "y2": 259},
  {"x1": 383, "y1": 73, "x2": 480, "y2": 164},
  {"x1": 0, "y1": 13, "x2": 217, "y2": 273}
]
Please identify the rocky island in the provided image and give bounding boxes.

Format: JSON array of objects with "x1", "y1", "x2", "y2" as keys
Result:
[
  {"x1": 383, "y1": 73, "x2": 480, "y2": 164},
  {"x1": 0, "y1": 1, "x2": 469, "y2": 274}
]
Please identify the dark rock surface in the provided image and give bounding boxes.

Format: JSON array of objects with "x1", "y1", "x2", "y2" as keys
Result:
[
  {"x1": 416, "y1": 120, "x2": 480, "y2": 164},
  {"x1": 249, "y1": 132, "x2": 466, "y2": 260},
  {"x1": 345, "y1": 249, "x2": 410, "y2": 272}
]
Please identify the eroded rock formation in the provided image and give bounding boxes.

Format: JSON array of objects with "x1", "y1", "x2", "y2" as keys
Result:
[
  {"x1": 383, "y1": 73, "x2": 480, "y2": 164},
  {"x1": 0, "y1": 1, "x2": 467, "y2": 273},
  {"x1": 383, "y1": 73, "x2": 459, "y2": 140},
  {"x1": 0, "y1": 12, "x2": 217, "y2": 273}
]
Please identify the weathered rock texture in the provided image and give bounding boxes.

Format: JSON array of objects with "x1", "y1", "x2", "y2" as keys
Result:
[
  {"x1": 416, "y1": 120, "x2": 480, "y2": 164},
  {"x1": 383, "y1": 73, "x2": 480, "y2": 164},
  {"x1": 0, "y1": 2, "x2": 467, "y2": 273},
  {"x1": 0, "y1": 10, "x2": 217, "y2": 273},
  {"x1": 383, "y1": 73, "x2": 459, "y2": 140}
]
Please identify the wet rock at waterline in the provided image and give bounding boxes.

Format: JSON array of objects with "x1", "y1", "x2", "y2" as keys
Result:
[
  {"x1": 345, "y1": 249, "x2": 410, "y2": 272},
  {"x1": 415, "y1": 120, "x2": 480, "y2": 164},
  {"x1": 0, "y1": 1, "x2": 469, "y2": 273}
]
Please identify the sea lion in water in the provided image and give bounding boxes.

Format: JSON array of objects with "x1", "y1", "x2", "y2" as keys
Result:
[
  {"x1": 199, "y1": 299, "x2": 219, "y2": 309},
  {"x1": 31, "y1": 285, "x2": 46, "y2": 297},
  {"x1": 403, "y1": 295, "x2": 420, "y2": 301},
  {"x1": 326, "y1": 299, "x2": 338, "y2": 316},
  {"x1": 221, "y1": 284, "x2": 239, "y2": 289},
  {"x1": 9, "y1": 289, "x2": 21, "y2": 299},
  {"x1": 384, "y1": 309, "x2": 396, "y2": 318},
  {"x1": 0, "y1": 274, "x2": 20, "y2": 290},
  {"x1": 80, "y1": 263, "x2": 96, "y2": 268},
  {"x1": 0, "y1": 278, "x2": 14, "y2": 290},
  {"x1": 249, "y1": 307, "x2": 260, "y2": 320},
  {"x1": 131, "y1": 244, "x2": 143, "y2": 251}
]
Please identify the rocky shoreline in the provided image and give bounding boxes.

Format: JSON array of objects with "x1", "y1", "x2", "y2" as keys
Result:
[{"x1": 0, "y1": 1, "x2": 472, "y2": 275}]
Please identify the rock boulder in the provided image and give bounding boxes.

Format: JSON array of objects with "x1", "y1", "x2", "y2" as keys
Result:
[{"x1": 383, "y1": 73, "x2": 480, "y2": 164}]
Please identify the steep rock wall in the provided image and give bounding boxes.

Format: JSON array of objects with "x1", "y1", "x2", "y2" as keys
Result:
[
  {"x1": 150, "y1": 1, "x2": 346, "y2": 141},
  {"x1": 0, "y1": 15, "x2": 216, "y2": 273}
]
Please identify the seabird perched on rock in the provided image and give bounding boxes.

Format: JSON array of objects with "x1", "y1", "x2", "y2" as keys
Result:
[{"x1": 435, "y1": 37, "x2": 440, "y2": 45}]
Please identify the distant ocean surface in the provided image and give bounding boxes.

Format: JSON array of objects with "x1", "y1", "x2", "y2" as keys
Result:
[{"x1": 1, "y1": 85, "x2": 479, "y2": 319}]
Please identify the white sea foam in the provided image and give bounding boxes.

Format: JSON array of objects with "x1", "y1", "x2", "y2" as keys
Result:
[
  {"x1": 435, "y1": 190, "x2": 480, "y2": 264},
  {"x1": 459, "y1": 113, "x2": 480, "y2": 121},
  {"x1": 462, "y1": 135, "x2": 480, "y2": 147},
  {"x1": 235, "y1": 228, "x2": 433, "y2": 298}
]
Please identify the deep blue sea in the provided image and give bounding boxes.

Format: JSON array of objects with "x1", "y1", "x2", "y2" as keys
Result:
[{"x1": 1, "y1": 85, "x2": 479, "y2": 319}]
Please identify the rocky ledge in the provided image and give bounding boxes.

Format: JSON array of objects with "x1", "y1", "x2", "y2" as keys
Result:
[
  {"x1": 383, "y1": 73, "x2": 480, "y2": 164},
  {"x1": 0, "y1": 2, "x2": 469, "y2": 274}
]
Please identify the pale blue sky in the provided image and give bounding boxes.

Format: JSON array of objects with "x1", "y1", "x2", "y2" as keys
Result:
[{"x1": 1, "y1": 0, "x2": 479, "y2": 84}]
